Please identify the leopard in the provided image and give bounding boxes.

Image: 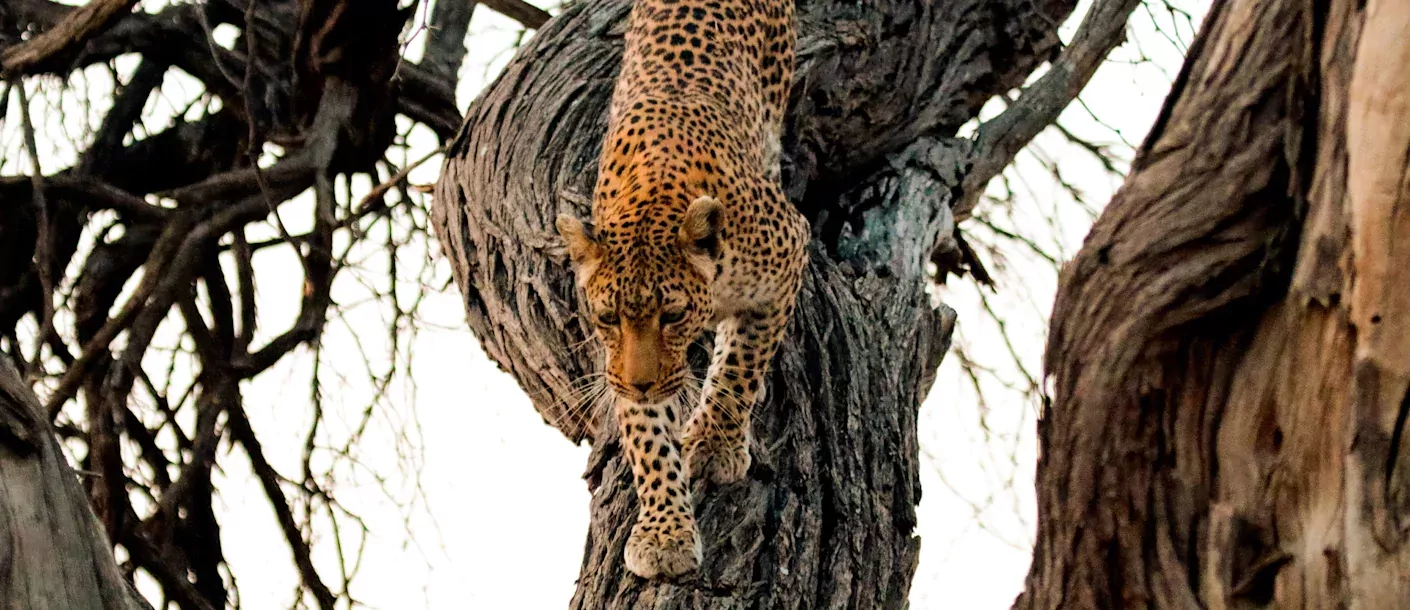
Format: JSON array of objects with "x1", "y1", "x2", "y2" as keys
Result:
[{"x1": 554, "y1": 0, "x2": 806, "y2": 580}]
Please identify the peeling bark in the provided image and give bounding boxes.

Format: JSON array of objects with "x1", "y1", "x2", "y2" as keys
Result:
[{"x1": 1342, "y1": 0, "x2": 1410, "y2": 604}]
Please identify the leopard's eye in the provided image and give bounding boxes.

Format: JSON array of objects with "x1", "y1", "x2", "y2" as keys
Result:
[
  {"x1": 597, "y1": 311, "x2": 620, "y2": 326},
  {"x1": 660, "y1": 309, "x2": 686, "y2": 325}
]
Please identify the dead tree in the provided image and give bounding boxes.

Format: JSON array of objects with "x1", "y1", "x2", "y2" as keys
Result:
[
  {"x1": 1019, "y1": 0, "x2": 1410, "y2": 607},
  {"x1": 1, "y1": 0, "x2": 483, "y2": 606},
  {"x1": 431, "y1": 0, "x2": 1143, "y2": 605}
]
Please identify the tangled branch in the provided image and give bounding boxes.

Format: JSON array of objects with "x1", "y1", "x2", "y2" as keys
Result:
[{"x1": 0, "y1": 0, "x2": 546, "y2": 606}]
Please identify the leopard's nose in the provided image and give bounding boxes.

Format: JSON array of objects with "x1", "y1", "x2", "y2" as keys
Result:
[{"x1": 632, "y1": 381, "x2": 654, "y2": 394}]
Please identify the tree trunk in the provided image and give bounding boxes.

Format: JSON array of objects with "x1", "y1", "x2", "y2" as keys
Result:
[
  {"x1": 0, "y1": 359, "x2": 149, "y2": 610},
  {"x1": 432, "y1": 0, "x2": 1139, "y2": 606},
  {"x1": 1019, "y1": 0, "x2": 1410, "y2": 607}
]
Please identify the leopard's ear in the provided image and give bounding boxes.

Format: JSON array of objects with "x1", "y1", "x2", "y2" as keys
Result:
[
  {"x1": 556, "y1": 214, "x2": 603, "y2": 266},
  {"x1": 679, "y1": 195, "x2": 724, "y2": 258}
]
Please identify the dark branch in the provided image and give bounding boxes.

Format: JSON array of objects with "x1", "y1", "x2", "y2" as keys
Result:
[
  {"x1": 227, "y1": 401, "x2": 338, "y2": 610},
  {"x1": 0, "y1": 0, "x2": 140, "y2": 76},
  {"x1": 480, "y1": 0, "x2": 551, "y2": 29},
  {"x1": 424, "y1": 0, "x2": 478, "y2": 82},
  {"x1": 956, "y1": 0, "x2": 1144, "y2": 219}
]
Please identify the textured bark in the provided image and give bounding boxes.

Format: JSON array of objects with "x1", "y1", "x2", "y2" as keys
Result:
[
  {"x1": 1020, "y1": 0, "x2": 1410, "y2": 607},
  {"x1": 429, "y1": 0, "x2": 1145, "y2": 606},
  {"x1": 0, "y1": 360, "x2": 149, "y2": 610}
]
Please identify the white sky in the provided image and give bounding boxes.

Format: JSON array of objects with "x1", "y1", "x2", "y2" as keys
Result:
[{"x1": 2, "y1": 0, "x2": 1207, "y2": 607}]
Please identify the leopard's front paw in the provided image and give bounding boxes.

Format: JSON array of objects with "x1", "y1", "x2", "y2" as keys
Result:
[
  {"x1": 683, "y1": 434, "x2": 751, "y2": 485},
  {"x1": 624, "y1": 522, "x2": 701, "y2": 579}
]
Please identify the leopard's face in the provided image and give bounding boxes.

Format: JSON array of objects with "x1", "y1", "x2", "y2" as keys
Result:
[
  {"x1": 557, "y1": 195, "x2": 723, "y2": 404},
  {"x1": 581, "y1": 252, "x2": 712, "y2": 404}
]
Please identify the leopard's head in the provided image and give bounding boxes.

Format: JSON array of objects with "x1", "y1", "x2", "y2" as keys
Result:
[{"x1": 556, "y1": 195, "x2": 722, "y2": 404}]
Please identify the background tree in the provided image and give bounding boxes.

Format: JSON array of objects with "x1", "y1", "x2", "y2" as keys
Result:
[
  {"x1": 1019, "y1": 0, "x2": 1410, "y2": 607},
  {"x1": 0, "y1": 0, "x2": 473, "y2": 606}
]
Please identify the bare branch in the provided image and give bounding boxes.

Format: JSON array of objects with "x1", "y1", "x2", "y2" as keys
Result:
[
  {"x1": 15, "y1": 83, "x2": 55, "y2": 377},
  {"x1": 480, "y1": 0, "x2": 552, "y2": 29},
  {"x1": 956, "y1": 0, "x2": 1142, "y2": 219},
  {"x1": 423, "y1": 0, "x2": 478, "y2": 81},
  {"x1": 227, "y1": 401, "x2": 338, "y2": 610}
]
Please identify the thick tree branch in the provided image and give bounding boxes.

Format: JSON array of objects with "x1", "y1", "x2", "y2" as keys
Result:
[
  {"x1": 786, "y1": 0, "x2": 1077, "y2": 213},
  {"x1": 0, "y1": 0, "x2": 139, "y2": 76},
  {"x1": 424, "y1": 0, "x2": 478, "y2": 82},
  {"x1": 120, "y1": 531, "x2": 216, "y2": 610},
  {"x1": 79, "y1": 58, "x2": 167, "y2": 176},
  {"x1": 41, "y1": 178, "x2": 169, "y2": 221}
]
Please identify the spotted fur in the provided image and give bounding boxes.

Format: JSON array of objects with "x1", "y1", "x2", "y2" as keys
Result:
[{"x1": 556, "y1": 0, "x2": 804, "y2": 580}]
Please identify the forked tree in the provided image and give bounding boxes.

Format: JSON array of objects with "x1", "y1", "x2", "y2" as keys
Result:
[{"x1": 431, "y1": 0, "x2": 1138, "y2": 606}]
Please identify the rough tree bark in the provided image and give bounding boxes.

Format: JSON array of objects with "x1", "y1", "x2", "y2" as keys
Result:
[
  {"x1": 0, "y1": 359, "x2": 148, "y2": 610},
  {"x1": 432, "y1": 0, "x2": 1140, "y2": 607},
  {"x1": 1019, "y1": 0, "x2": 1410, "y2": 607}
]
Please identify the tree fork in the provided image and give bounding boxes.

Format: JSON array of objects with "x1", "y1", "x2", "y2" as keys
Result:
[{"x1": 431, "y1": 0, "x2": 1140, "y2": 605}]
